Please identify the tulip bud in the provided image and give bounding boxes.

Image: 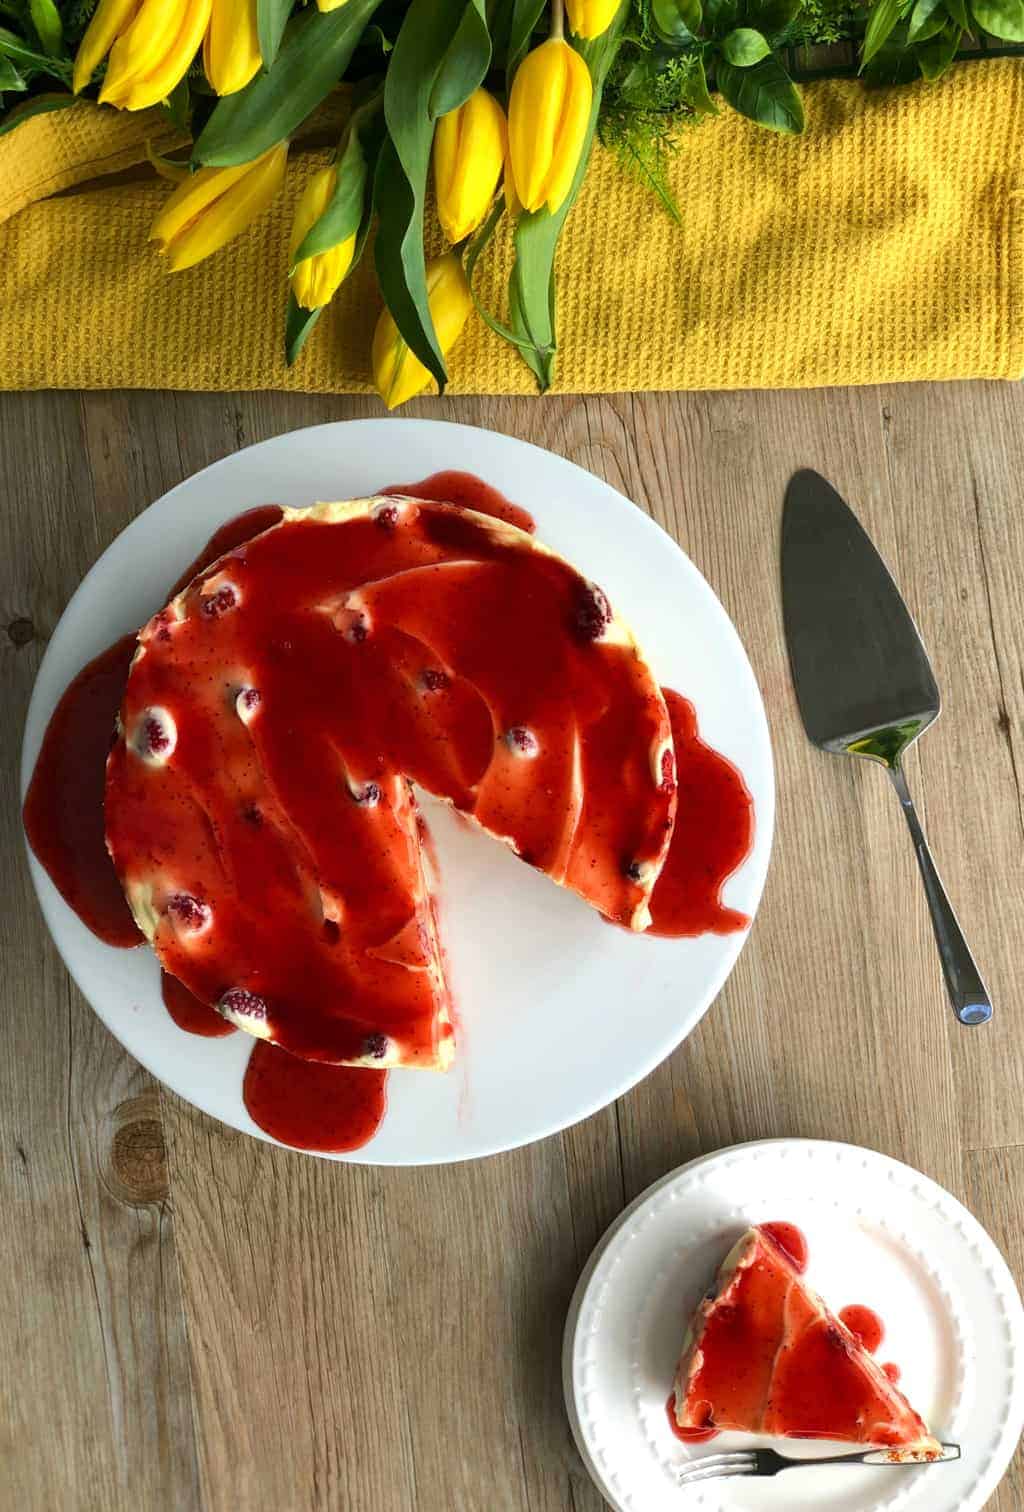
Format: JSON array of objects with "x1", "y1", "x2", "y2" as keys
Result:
[
  {"x1": 289, "y1": 165, "x2": 357, "y2": 310},
  {"x1": 316, "y1": 0, "x2": 351, "y2": 8},
  {"x1": 372, "y1": 253, "x2": 473, "y2": 410},
  {"x1": 508, "y1": 38, "x2": 593, "y2": 215},
  {"x1": 565, "y1": 0, "x2": 620, "y2": 38},
  {"x1": 433, "y1": 88, "x2": 507, "y2": 245},
  {"x1": 150, "y1": 143, "x2": 288, "y2": 272},
  {"x1": 97, "y1": 0, "x2": 213, "y2": 112},
  {"x1": 203, "y1": 0, "x2": 261, "y2": 96}
]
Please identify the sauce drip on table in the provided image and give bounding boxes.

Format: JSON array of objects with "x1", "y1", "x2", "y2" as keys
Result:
[{"x1": 24, "y1": 477, "x2": 755, "y2": 1157}]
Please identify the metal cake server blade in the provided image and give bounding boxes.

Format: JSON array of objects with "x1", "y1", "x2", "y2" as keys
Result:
[{"x1": 782, "y1": 469, "x2": 992, "y2": 1027}]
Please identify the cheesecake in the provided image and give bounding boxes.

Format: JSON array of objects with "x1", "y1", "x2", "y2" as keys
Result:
[
  {"x1": 104, "y1": 497, "x2": 675, "y2": 1067},
  {"x1": 673, "y1": 1226, "x2": 942, "y2": 1460}
]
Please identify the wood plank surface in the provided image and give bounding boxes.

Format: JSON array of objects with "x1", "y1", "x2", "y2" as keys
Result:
[{"x1": 3, "y1": 384, "x2": 1022, "y2": 1511}]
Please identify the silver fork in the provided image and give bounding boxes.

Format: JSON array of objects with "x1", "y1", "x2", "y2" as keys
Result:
[{"x1": 677, "y1": 1444, "x2": 961, "y2": 1487}]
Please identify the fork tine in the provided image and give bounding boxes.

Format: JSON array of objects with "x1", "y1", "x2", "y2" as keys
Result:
[{"x1": 677, "y1": 1452, "x2": 758, "y2": 1486}]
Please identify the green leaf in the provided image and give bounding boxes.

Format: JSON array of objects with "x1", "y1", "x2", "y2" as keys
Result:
[
  {"x1": 721, "y1": 24, "x2": 772, "y2": 59},
  {"x1": 651, "y1": 0, "x2": 703, "y2": 42},
  {"x1": 0, "y1": 23, "x2": 71, "y2": 77},
  {"x1": 860, "y1": 0, "x2": 904, "y2": 64},
  {"x1": 703, "y1": 0, "x2": 741, "y2": 32},
  {"x1": 292, "y1": 123, "x2": 369, "y2": 267},
  {"x1": 374, "y1": 0, "x2": 490, "y2": 392},
  {"x1": 0, "y1": 52, "x2": 25, "y2": 88},
  {"x1": 431, "y1": 0, "x2": 489, "y2": 114},
  {"x1": 970, "y1": 0, "x2": 1024, "y2": 36},
  {"x1": 193, "y1": 0, "x2": 382, "y2": 167},
  {"x1": 917, "y1": 18, "x2": 961, "y2": 69},
  {"x1": 0, "y1": 88, "x2": 75, "y2": 135},
  {"x1": 162, "y1": 74, "x2": 191, "y2": 130},
  {"x1": 505, "y1": 0, "x2": 546, "y2": 79},
  {"x1": 29, "y1": 0, "x2": 62, "y2": 56},
  {"x1": 907, "y1": 0, "x2": 947, "y2": 39},
  {"x1": 745, "y1": 0, "x2": 803, "y2": 34},
  {"x1": 256, "y1": 0, "x2": 292, "y2": 69},
  {"x1": 507, "y1": 3, "x2": 629, "y2": 390},
  {"x1": 861, "y1": 20, "x2": 919, "y2": 78},
  {"x1": 945, "y1": 0, "x2": 970, "y2": 28},
  {"x1": 716, "y1": 52, "x2": 804, "y2": 130},
  {"x1": 284, "y1": 293, "x2": 324, "y2": 367},
  {"x1": 690, "y1": 49, "x2": 718, "y2": 111}
]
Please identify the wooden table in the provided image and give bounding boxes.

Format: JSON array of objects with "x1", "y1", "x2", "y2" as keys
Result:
[{"x1": 3, "y1": 384, "x2": 1023, "y2": 1511}]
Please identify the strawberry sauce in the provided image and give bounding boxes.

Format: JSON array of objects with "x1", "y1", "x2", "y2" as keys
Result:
[
  {"x1": 383, "y1": 469, "x2": 535, "y2": 534},
  {"x1": 24, "y1": 477, "x2": 755, "y2": 1157},
  {"x1": 647, "y1": 691, "x2": 753, "y2": 937},
  {"x1": 839, "y1": 1304, "x2": 885, "y2": 1355},
  {"x1": 161, "y1": 970, "x2": 236, "y2": 1038}
]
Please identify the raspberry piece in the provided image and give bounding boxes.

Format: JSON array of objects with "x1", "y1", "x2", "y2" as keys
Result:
[
  {"x1": 574, "y1": 582, "x2": 611, "y2": 642},
  {"x1": 505, "y1": 726, "x2": 538, "y2": 757},
  {"x1": 167, "y1": 893, "x2": 211, "y2": 932},
  {"x1": 202, "y1": 584, "x2": 237, "y2": 617},
  {"x1": 363, "y1": 1032, "x2": 389, "y2": 1060},
  {"x1": 219, "y1": 988, "x2": 268, "y2": 1023},
  {"x1": 421, "y1": 668, "x2": 449, "y2": 693}
]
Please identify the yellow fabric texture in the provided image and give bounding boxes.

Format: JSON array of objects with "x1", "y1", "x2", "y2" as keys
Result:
[{"x1": 1, "y1": 60, "x2": 1022, "y2": 394}]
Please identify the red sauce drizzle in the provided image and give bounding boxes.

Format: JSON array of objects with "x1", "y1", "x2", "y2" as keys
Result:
[
  {"x1": 883, "y1": 1363, "x2": 901, "y2": 1384},
  {"x1": 22, "y1": 505, "x2": 284, "y2": 949},
  {"x1": 665, "y1": 1393, "x2": 718, "y2": 1442},
  {"x1": 161, "y1": 970, "x2": 236, "y2": 1038},
  {"x1": 647, "y1": 690, "x2": 753, "y2": 937},
  {"x1": 761, "y1": 1221, "x2": 809, "y2": 1273},
  {"x1": 23, "y1": 635, "x2": 142, "y2": 946},
  {"x1": 383, "y1": 469, "x2": 536, "y2": 534},
  {"x1": 839, "y1": 1304, "x2": 885, "y2": 1355},
  {"x1": 243, "y1": 1040, "x2": 387, "y2": 1152}
]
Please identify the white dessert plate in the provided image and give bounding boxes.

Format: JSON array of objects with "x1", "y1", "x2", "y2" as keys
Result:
[
  {"x1": 564, "y1": 1138, "x2": 1024, "y2": 1512},
  {"x1": 20, "y1": 419, "x2": 773, "y2": 1164}
]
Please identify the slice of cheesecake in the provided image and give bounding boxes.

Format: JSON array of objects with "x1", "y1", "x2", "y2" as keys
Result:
[
  {"x1": 105, "y1": 497, "x2": 673, "y2": 1067},
  {"x1": 673, "y1": 1226, "x2": 942, "y2": 1460}
]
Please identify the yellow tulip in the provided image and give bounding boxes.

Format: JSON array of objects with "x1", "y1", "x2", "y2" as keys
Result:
[
  {"x1": 508, "y1": 37, "x2": 593, "y2": 215},
  {"x1": 149, "y1": 143, "x2": 288, "y2": 272},
  {"x1": 316, "y1": 0, "x2": 350, "y2": 8},
  {"x1": 73, "y1": 0, "x2": 140, "y2": 93},
  {"x1": 203, "y1": 0, "x2": 261, "y2": 96},
  {"x1": 433, "y1": 88, "x2": 507, "y2": 245},
  {"x1": 565, "y1": 0, "x2": 620, "y2": 38},
  {"x1": 289, "y1": 165, "x2": 356, "y2": 310},
  {"x1": 372, "y1": 253, "x2": 473, "y2": 410},
  {"x1": 98, "y1": 0, "x2": 213, "y2": 112}
]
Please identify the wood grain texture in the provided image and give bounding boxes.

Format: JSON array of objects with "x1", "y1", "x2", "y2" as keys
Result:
[{"x1": 3, "y1": 384, "x2": 1022, "y2": 1511}]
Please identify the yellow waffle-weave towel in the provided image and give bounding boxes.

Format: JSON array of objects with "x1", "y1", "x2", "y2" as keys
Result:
[{"x1": 1, "y1": 61, "x2": 1022, "y2": 393}]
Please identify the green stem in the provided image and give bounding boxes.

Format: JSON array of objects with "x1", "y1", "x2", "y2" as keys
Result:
[{"x1": 551, "y1": 0, "x2": 565, "y2": 41}]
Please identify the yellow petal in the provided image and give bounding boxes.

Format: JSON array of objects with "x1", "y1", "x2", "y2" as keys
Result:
[
  {"x1": 433, "y1": 88, "x2": 506, "y2": 244},
  {"x1": 292, "y1": 235, "x2": 356, "y2": 310},
  {"x1": 315, "y1": 0, "x2": 350, "y2": 9},
  {"x1": 543, "y1": 42, "x2": 592, "y2": 212},
  {"x1": 72, "y1": 0, "x2": 140, "y2": 93},
  {"x1": 150, "y1": 158, "x2": 253, "y2": 246},
  {"x1": 288, "y1": 164, "x2": 337, "y2": 265},
  {"x1": 123, "y1": 0, "x2": 213, "y2": 110},
  {"x1": 101, "y1": 0, "x2": 181, "y2": 101},
  {"x1": 165, "y1": 142, "x2": 287, "y2": 270},
  {"x1": 566, "y1": 0, "x2": 620, "y2": 39},
  {"x1": 372, "y1": 252, "x2": 472, "y2": 409},
  {"x1": 203, "y1": 0, "x2": 261, "y2": 96}
]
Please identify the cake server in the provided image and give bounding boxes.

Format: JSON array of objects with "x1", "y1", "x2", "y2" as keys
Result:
[{"x1": 781, "y1": 468, "x2": 992, "y2": 1026}]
